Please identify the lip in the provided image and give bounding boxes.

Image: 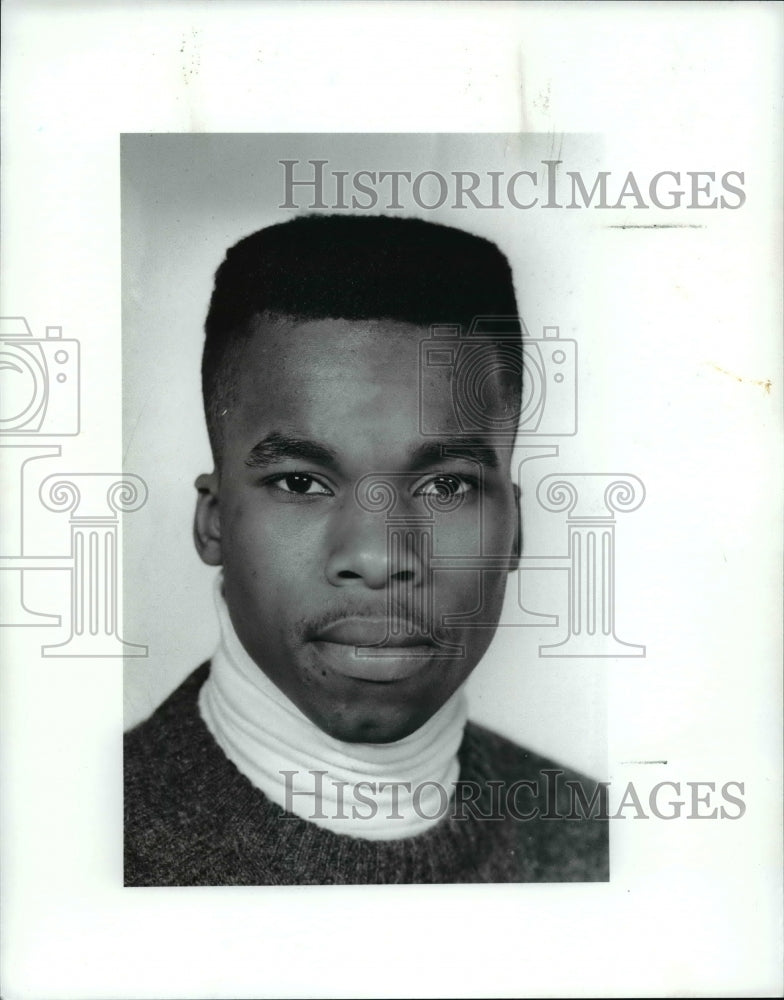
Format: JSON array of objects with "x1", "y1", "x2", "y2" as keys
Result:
[
  {"x1": 314, "y1": 617, "x2": 432, "y2": 648},
  {"x1": 311, "y1": 618, "x2": 435, "y2": 683},
  {"x1": 312, "y1": 640, "x2": 434, "y2": 683}
]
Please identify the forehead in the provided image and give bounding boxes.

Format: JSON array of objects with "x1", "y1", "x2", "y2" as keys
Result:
[
  {"x1": 221, "y1": 314, "x2": 511, "y2": 467},
  {"x1": 243, "y1": 313, "x2": 425, "y2": 390},
  {"x1": 232, "y1": 315, "x2": 449, "y2": 427}
]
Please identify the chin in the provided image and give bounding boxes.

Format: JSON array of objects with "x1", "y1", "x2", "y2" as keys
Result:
[{"x1": 318, "y1": 705, "x2": 433, "y2": 745}]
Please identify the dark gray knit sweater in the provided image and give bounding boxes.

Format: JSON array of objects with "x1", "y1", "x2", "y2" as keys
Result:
[{"x1": 124, "y1": 663, "x2": 609, "y2": 885}]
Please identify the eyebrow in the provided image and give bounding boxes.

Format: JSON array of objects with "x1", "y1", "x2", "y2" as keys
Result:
[
  {"x1": 244, "y1": 432, "x2": 501, "y2": 472},
  {"x1": 407, "y1": 438, "x2": 501, "y2": 471},
  {"x1": 245, "y1": 433, "x2": 339, "y2": 470}
]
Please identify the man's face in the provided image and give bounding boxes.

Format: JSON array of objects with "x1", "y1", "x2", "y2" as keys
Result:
[{"x1": 195, "y1": 314, "x2": 519, "y2": 743}]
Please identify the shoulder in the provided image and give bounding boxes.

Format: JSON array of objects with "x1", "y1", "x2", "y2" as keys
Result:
[
  {"x1": 460, "y1": 721, "x2": 610, "y2": 882},
  {"x1": 125, "y1": 662, "x2": 210, "y2": 757},
  {"x1": 461, "y1": 720, "x2": 599, "y2": 790},
  {"x1": 124, "y1": 663, "x2": 214, "y2": 798},
  {"x1": 124, "y1": 663, "x2": 248, "y2": 885}
]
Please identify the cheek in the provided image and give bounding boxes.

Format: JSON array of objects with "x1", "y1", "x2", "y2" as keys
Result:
[
  {"x1": 222, "y1": 501, "x2": 279, "y2": 585},
  {"x1": 431, "y1": 495, "x2": 516, "y2": 557},
  {"x1": 221, "y1": 498, "x2": 321, "y2": 591},
  {"x1": 429, "y1": 508, "x2": 514, "y2": 623}
]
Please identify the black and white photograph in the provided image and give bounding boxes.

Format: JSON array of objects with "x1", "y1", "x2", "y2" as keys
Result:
[
  {"x1": 122, "y1": 134, "x2": 614, "y2": 886},
  {"x1": 1, "y1": 3, "x2": 782, "y2": 998}
]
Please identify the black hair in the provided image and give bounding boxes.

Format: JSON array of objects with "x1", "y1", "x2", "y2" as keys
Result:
[{"x1": 202, "y1": 213, "x2": 521, "y2": 460}]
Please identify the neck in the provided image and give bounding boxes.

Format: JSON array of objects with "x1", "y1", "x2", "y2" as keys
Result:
[{"x1": 198, "y1": 575, "x2": 467, "y2": 840}]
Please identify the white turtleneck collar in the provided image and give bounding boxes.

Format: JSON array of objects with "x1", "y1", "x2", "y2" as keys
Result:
[{"x1": 198, "y1": 575, "x2": 467, "y2": 840}]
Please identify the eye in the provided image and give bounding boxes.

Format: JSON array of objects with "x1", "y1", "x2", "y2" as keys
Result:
[
  {"x1": 268, "y1": 473, "x2": 334, "y2": 496},
  {"x1": 414, "y1": 474, "x2": 474, "y2": 499}
]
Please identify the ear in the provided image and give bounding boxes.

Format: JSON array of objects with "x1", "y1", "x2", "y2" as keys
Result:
[
  {"x1": 193, "y1": 471, "x2": 223, "y2": 566},
  {"x1": 508, "y1": 481, "x2": 521, "y2": 572}
]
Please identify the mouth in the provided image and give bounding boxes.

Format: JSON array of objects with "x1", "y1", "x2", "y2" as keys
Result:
[
  {"x1": 314, "y1": 616, "x2": 432, "y2": 647},
  {"x1": 311, "y1": 617, "x2": 436, "y2": 683}
]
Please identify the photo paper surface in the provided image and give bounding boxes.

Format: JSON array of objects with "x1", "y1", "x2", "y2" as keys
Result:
[{"x1": 2, "y1": 3, "x2": 781, "y2": 997}]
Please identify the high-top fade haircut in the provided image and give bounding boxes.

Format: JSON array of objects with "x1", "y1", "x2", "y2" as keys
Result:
[{"x1": 202, "y1": 213, "x2": 522, "y2": 463}]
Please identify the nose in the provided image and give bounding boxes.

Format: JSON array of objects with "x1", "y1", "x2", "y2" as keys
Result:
[{"x1": 325, "y1": 499, "x2": 426, "y2": 590}]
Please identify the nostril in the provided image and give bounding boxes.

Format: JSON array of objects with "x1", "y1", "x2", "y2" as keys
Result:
[
  {"x1": 391, "y1": 569, "x2": 416, "y2": 582},
  {"x1": 336, "y1": 570, "x2": 362, "y2": 580}
]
